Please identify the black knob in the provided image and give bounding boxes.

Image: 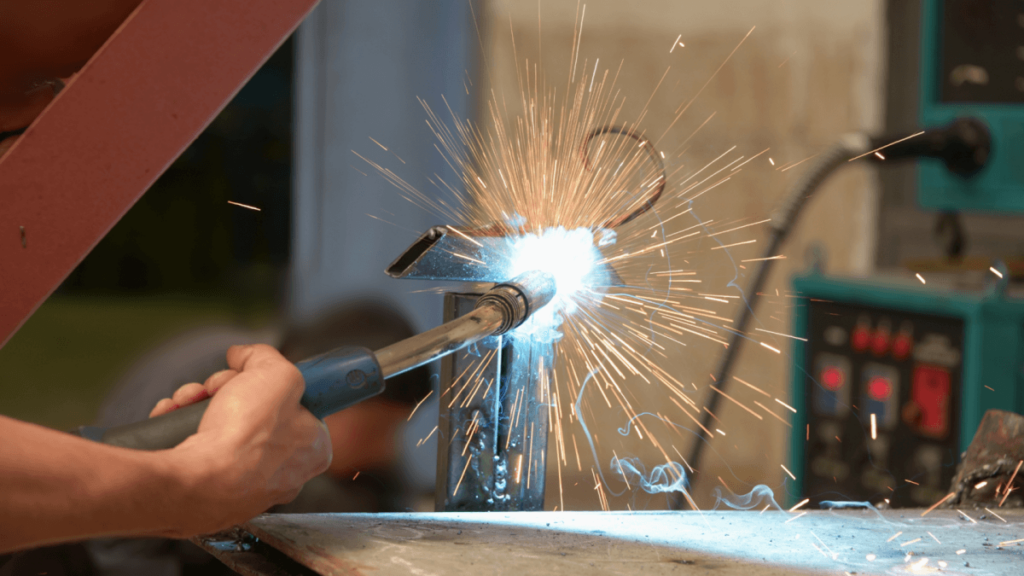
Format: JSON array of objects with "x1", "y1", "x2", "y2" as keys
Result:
[{"x1": 869, "y1": 117, "x2": 990, "y2": 177}]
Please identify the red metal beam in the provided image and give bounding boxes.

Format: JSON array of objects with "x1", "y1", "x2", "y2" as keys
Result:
[{"x1": 0, "y1": 0, "x2": 319, "y2": 348}]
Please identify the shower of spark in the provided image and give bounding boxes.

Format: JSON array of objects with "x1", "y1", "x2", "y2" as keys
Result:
[
  {"x1": 356, "y1": 4, "x2": 833, "y2": 520},
  {"x1": 358, "y1": 12, "x2": 785, "y2": 513}
]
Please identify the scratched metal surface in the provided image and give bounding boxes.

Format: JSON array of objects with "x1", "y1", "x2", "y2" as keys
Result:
[{"x1": 235, "y1": 509, "x2": 1024, "y2": 575}]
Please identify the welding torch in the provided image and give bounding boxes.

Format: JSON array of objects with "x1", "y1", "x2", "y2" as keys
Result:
[{"x1": 73, "y1": 271, "x2": 556, "y2": 451}]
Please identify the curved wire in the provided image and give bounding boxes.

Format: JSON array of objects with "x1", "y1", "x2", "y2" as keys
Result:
[{"x1": 582, "y1": 125, "x2": 667, "y2": 228}]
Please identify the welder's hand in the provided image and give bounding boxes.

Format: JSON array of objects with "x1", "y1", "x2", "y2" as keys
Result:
[{"x1": 151, "y1": 344, "x2": 332, "y2": 537}]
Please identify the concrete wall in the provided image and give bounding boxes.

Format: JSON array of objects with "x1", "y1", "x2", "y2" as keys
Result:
[{"x1": 479, "y1": 0, "x2": 885, "y2": 509}]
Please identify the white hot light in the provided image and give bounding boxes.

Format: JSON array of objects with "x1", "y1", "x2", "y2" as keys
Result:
[{"x1": 505, "y1": 227, "x2": 605, "y2": 338}]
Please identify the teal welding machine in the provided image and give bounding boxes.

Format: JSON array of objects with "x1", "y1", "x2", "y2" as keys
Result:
[
  {"x1": 788, "y1": 0, "x2": 1024, "y2": 508},
  {"x1": 788, "y1": 272, "x2": 1024, "y2": 507}
]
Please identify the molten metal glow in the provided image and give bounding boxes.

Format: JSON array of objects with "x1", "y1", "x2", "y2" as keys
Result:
[{"x1": 507, "y1": 227, "x2": 605, "y2": 323}]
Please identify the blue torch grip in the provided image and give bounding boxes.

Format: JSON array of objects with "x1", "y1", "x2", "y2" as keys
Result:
[
  {"x1": 295, "y1": 346, "x2": 384, "y2": 419},
  {"x1": 74, "y1": 347, "x2": 384, "y2": 450}
]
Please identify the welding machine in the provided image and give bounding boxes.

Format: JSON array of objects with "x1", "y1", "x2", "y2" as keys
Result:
[
  {"x1": 788, "y1": 0, "x2": 1024, "y2": 508},
  {"x1": 788, "y1": 270, "x2": 1024, "y2": 507}
]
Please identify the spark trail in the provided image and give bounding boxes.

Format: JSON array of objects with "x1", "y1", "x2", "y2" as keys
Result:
[{"x1": 358, "y1": 5, "x2": 805, "y2": 515}]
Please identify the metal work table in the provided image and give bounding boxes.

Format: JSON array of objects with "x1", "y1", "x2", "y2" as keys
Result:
[{"x1": 198, "y1": 509, "x2": 1024, "y2": 575}]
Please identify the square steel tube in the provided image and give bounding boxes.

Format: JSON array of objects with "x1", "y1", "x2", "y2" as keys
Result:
[{"x1": 435, "y1": 292, "x2": 551, "y2": 511}]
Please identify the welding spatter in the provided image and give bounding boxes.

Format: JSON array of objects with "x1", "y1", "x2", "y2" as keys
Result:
[{"x1": 73, "y1": 271, "x2": 557, "y2": 451}]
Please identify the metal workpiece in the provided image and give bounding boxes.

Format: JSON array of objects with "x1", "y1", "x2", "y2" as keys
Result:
[
  {"x1": 494, "y1": 336, "x2": 552, "y2": 510},
  {"x1": 435, "y1": 296, "x2": 504, "y2": 512},
  {"x1": 204, "y1": 508, "x2": 1024, "y2": 576},
  {"x1": 435, "y1": 293, "x2": 552, "y2": 512},
  {"x1": 947, "y1": 409, "x2": 1024, "y2": 508},
  {"x1": 386, "y1": 225, "x2": 626, "y2": 286},
  {"x1": 386, "y1": 223, "x2": 563, "y2": 513},
  {"x1": 386, "y1": 226, "x2": 504, "y2": 282}
]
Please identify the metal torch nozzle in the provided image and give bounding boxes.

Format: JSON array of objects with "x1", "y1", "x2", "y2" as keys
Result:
[
  {"x1": 375, "y1": 271, "x2": 557, "y2": 378},
  {"x1": 475, "y1": 270, "x2": 557, "y2": 335}
]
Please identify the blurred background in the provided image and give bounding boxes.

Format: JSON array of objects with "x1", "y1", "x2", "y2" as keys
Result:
[{"x1": 3, "y1": 0, "x2": 1023, "y2": 514}]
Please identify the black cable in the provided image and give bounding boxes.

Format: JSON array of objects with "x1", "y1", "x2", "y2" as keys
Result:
[{"x1": 671, "y1": 133, "x2": 871, "y2": 509}]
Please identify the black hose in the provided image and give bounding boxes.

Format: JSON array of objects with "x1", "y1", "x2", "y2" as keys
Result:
[{"x1": 671, "y1": 133, "x2": 870, "y2": 509}]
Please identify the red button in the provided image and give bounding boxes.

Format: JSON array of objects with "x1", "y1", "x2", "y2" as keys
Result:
[
  {"x1": 892, "y1": 334, "x2": 913, "y2": 360},
  {"x1": 871, "y1": 328, "x2": 891, "y2": 356},
  {"x1": 822, "y1": 366, "x2": 845, "y2": 390},
  {"x1": 852, "y1": 327, "x2": 871, "y2": 352},
  {"x1": 908, "y1": 365, "x2": 951, "y2": 439},
  {"x1": 867, "y1": 376, "x2": 893, "y2": 400}
]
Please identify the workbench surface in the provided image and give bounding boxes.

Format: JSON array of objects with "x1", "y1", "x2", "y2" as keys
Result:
[{"x1": 199, "y1": 509, "x2": 1024, "y2": 575}]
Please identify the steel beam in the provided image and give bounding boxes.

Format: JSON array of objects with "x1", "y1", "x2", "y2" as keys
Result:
[{"x1": 0, "y1": 0, "x2": 319, "y2": 348}]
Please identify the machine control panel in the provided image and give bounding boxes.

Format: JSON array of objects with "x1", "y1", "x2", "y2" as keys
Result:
[{"x1": 801, "y1": 300, "x2": 963, "y2": 508}]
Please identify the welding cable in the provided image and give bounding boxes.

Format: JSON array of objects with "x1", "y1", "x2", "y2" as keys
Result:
[
  {"x1": 672, "y1": 133, "x2": 871, "y2": 510},
  {"x1": 582, "y1": 125, "x2": 667, "y2": 229}
]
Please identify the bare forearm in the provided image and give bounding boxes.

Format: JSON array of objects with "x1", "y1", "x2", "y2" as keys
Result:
[
  {"x1": 0, "y1": 415, "x2": 187, "y2": 553},
  {"x1": 0, "y1": 345, "x2": 330, "y2": 552}
]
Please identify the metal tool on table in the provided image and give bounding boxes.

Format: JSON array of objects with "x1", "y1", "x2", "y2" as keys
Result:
[{"x1": 73, "y1": 271, "x2": 556, "y2": 451}]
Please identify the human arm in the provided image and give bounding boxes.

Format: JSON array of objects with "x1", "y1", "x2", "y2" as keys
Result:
[
  {"x1": 151, "y1": 354, "x2": 409, "y2": 481},
  {"x1": 0, "y1": 344, "x2": 331, "y2": 553},
  {"x1": 0, "y1": 415, "x2": 191, "y2": 551}
]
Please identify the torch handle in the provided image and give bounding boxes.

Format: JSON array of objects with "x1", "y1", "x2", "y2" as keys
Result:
[
  {"x1": 72, "y1": 310, "x2": 506, "y2": 451},
  {"x1": 73, "y1": 346, "x2": 384, "y2": 450}
]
